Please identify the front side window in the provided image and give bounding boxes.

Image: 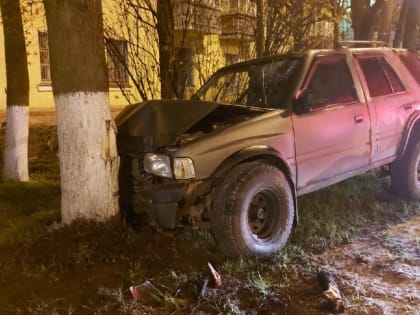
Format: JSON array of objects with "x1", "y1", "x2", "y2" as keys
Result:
[
  {"x1": 356, "y1": 56, "x2": 405, "y2": 98},
  {"x1": 304, "y1": 56, "x2": 357, "y2": 109},
  {"x1": 195, "y1": 58, "x2": 302, "y2": 108}
]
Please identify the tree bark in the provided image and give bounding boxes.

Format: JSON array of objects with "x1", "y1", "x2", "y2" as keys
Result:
[
  {"x1": 0, "y1": 0, "x2": 30, "y2": 181},
  {"x1": 378, "y1": 0, "x2": 394, "y2": 44},
  {"x1": 351, "y1": 0, "x2": 386, "y2": 40},
  {"x1": 156, "y1": 0, "x2": 176, "y2": 99},
  {"x1": 333, "y1": 1, "x2": 343, "y2": 48},
  {"x1": 403, "y1": 0, "x2": 420, "y2": 50},
  {"x1": 256, "y1": 0, "x2": 264, "y2": 57},
  {"x1": 43, "y1": 0, "x2": 119, "y2": 223},
  {"x1": 393, "y1": 0, "x2": 409, "y2": 48}
]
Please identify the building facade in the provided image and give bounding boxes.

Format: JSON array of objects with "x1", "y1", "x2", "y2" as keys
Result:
[
  {"x1": 0, "y1": 0, "x2": 336, "y2": 111},
  {"x1": 0, "y1": 0, "x2": 259, "y2": 110}
]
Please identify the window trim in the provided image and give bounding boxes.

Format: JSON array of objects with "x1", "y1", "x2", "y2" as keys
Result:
[
  {"x1": 38, "y1": 30, "x2": 51, "y2": 84},
  {"x1": 106, "y1": 39, "x2": 130, "y2": 88}
]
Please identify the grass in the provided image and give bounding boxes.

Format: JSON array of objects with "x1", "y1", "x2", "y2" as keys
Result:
[
  {"x1": 0, "y1": 162, "x2": 60, "y2": 247},
  {"x1": 293, "y1": 171, "x2": 419, "y2": 253},
  {"x1": 0, "y1": 125, "x2": 419, "y2": 314},
  {"x1": 246, "y1": 272, "x2": 270, "y2": 297},
  {"x1": 215, "y1": 297, "x2": 244, "y2": 315},
  {"x1": 0, "y1": 126, "x2": 60, "y2": 247}
]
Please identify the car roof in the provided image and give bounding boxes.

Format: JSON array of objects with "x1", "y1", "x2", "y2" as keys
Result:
[{"x1": 216, "y1": 46, "x2": 412, "y2": 74}]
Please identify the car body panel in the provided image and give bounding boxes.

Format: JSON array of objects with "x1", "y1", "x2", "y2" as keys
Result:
[
  {"x1": 116, "y1": 47, "x2": 420, "y2": 230},
  {"x1": 292, "y1": 102, "x2": 372, "y2": 188},
  {"x1": 292, "y1": 51, "x2": 372, "y2": 188},
  {"x1": 174, "y1": 109, "x2": 295, "y2": 179},
  {"x1": 116, "y1": 100, "x2": 220, "y2": 152},
  {"x1": 353, "y1": 51, "x2": 414, "y2": 163}
]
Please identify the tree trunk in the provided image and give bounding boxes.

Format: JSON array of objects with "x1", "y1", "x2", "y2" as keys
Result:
[
  {"x1": 0, "y1": 0, "x2": 30, "y2": 182},
  {"x1": 351, "y1": 0, "x2": 386, "y2": 40},
  {"x1": 333, "y1": 1, "x2": 342, "y2": 48},
  {"x1": 156, "y1": 0, "x2": 176, "y2": 99},
  {"x1": 256, "y1": 0, "x2": 264, "y2": 57},
  {"x1": 43, "y1": 0, "x2": 119, "y2": 224},
  {"x1": 378, "y1": 0, "x2": 394, "y2": 44},
  {"x1": 403, "y1": 0, "x2": 420, "y2": 50},
  {"x1": 393, "y1": 0, "x2": 409, "y2": 48}
]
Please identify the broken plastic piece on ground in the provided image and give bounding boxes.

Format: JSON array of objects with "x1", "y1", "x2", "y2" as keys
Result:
[
  {"x1": 318, "y1": 270, "x2": 345, "y2": 314},
  {"x1": 208, "y1": 262, "x2": 222, "y2": 287},
  {"x1": 199, "y1": 278, "x2": 209, "y2": 298},
  {"x1": 129, "y1": 280, "x2": 162, "y2": 304}
]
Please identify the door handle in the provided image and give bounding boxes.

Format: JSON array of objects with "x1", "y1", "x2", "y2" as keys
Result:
[
  {"x1": 403, "y1": 103, "x2": 413, "y2": 111},
  {"x1": 354, "y1": 114, "x2": 364, "y2": 123}
]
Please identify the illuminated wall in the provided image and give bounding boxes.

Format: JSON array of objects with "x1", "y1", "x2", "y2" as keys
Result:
[{"x1": 0, "y1": 0, "x2": 256, "y2": 110}]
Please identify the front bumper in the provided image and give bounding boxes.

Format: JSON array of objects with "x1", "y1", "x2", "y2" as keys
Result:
[{"x1": 134, "y1": 182, "x2": 186, "y2": 229}]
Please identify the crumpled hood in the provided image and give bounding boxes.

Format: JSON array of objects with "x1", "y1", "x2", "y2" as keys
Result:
[
  {"x1": 116, "y1": 100, "x2": 220, "y2": 152},
  {"x1": 115, "y1": 100, "x2": 264, "y2": 152}
]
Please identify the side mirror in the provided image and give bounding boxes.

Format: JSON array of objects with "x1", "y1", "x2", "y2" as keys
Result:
[{"x1": 293, "y1": 91, "x2": 313, "y2": 115}]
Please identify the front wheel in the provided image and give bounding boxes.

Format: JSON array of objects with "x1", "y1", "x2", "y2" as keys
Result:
[
  {"x1": 211, "y1": 163, "x2": 294, "y2": 257},
  {"x1": 391, "y1": 140, "x2": 420, "y2": 200}
]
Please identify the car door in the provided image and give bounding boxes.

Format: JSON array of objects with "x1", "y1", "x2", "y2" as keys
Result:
[
  {"x1": 292, "y1": 53, "x2": 372, "y2": 192},
  {"x1": 353, "y1": 53, "x2": 414, "y2": 163}
]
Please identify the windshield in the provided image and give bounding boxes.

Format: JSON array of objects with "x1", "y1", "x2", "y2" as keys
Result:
[{"x1": 194, "y1": 58, "x2": 302, "y2": 108}]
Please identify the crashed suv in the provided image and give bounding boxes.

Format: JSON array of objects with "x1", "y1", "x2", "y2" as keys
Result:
[{"x1": 116, "y1": 45, "x2": 420, "y2": 257}]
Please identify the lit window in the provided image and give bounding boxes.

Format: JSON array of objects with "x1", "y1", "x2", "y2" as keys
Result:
[
  {"x1": 106, "y1": 39, "x2": 129, "y2": 87},
  {"x1": 38, "y1": 31, "x2": 51, "y2": 83}
]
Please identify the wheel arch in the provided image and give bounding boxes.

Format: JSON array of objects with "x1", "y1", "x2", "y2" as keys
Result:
[
  {"x1": 212, "y1": 145, "x2": 299, "y2": 225},
  {"x1": 399, "y1": 112, "x2": 420, "y2": 157}
]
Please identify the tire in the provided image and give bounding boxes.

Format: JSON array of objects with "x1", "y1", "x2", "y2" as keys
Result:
[
  {"x1": 211, "y1": 162, "x2": 294, "y2": 257},
  {"x1": 391, "y1": 139, "x2": 420, "y2": 200}
]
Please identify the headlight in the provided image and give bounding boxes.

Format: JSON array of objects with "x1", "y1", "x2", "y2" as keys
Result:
[
  {"x1": 144, "y1": 153, "x2": 173, "y2": 178},
  {"x1": 174, "y1": 158, "x2": 196, "y2": 179}
]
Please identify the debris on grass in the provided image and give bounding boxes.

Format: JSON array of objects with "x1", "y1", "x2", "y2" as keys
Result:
[
  {"x1": 129, "y1": 280, "x2": 162, "y2": 304},
  {"x1": 318, "y1": 270, "x2": 345, "y2": 314},
  {"x1": 199, "y1": 278, "x2": 209, "y2": 298},
  {"x1": 208, "y1": 262, "x2": 222, "y2": 287}
]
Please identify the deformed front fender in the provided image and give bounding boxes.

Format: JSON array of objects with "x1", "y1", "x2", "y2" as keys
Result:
[
  {"x1": 211, "y1": 145, "x2": 299, "y2": 225},
  {"x1": 212, "y1": 145, "x2": 294, "y2": 180}
]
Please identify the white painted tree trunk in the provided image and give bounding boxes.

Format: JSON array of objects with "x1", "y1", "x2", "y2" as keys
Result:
[
  {"x1": 3, "y1": 105, "x2": 29, "y2": 181},
  {"x1": 55, "y1": 92, "x2": 119, "y2": 224}
]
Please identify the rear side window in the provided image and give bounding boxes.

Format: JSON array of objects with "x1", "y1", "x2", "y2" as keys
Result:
[
  {"x1": 357, "y1": 56, "x2": 405, "y2": 98},
  {"x1": 399, "y1": 54, "x2": 420, "y2": 85}
]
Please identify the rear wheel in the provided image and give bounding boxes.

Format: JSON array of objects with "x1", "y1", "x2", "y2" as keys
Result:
[
  {"x1": 391, "y1": 139, "x2": 420, "y2": 200},
  {"x1": 211, "y1": 162, "x2": 294, "y2": 257}
]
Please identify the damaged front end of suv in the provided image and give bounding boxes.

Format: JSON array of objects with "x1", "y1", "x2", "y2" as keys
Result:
[
  {"x1": 116, "y1": 56, "x2": 303, "y2": 257},
  {"x1": 116, "y1": 99, "x2": 275, "y2": 228}
]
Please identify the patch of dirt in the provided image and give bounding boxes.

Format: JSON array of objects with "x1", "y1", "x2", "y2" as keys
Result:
[
  {"x1": 285, "y1": 217, "x2": 420, "y2": 315},
  {"x1": 331, "y1": 217, "x2": 419, "y2": 315},
  {"x1": 0, "y1": 215, "x2": 418, "y2": 314}
]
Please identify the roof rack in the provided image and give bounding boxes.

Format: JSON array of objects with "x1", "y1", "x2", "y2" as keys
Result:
[{"x1": 339, "y1": 40, "x2": 389, "y2": 48}]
